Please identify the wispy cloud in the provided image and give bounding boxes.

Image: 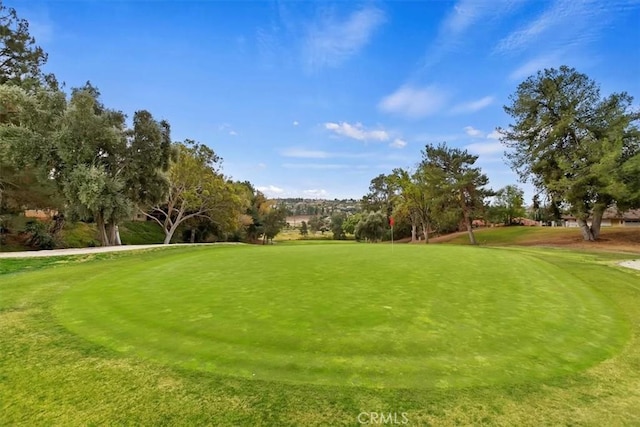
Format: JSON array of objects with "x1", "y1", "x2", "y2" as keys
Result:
[
  {"x1": 450, "y1": 96, "x2": 495, "y2": 114},
  {"x1": 281, "y1": 147, "x2": 372, "y2": 159},
  {"x1": 282, "y1": 163, "x2": 350, "y2": 170},
  {"x1": 495, "y1": 0, "x2": 574, "y2": 54},
  {"x1": 494, "y1": 0, "x2": 637, "y2": 56},
  {"x1": 422, "y1": 0, "x2": 526, "y2": 68},
  {"x1": 217, "y1": 123, "x2": 238, "y2": 136},
  {"x1": 389, "y1": 138, "x2": 407, "y2": 149},
  {"x1": 487, "y1": 130, "x2": 504, "y2": 140},
  {"x1": 378, "y1": 85, "x2": 449, "y2": 119},
  {"x1": 303, "y1": 189, "x2": 329, "y2": 198},
  {"x1": 441, "y1": 0, "x2": 486, "y2": 36},
  {"x1": 304, "y1": 6, "x2": 385, "y2": 70},
  {"x1": 324, "y1": 122, "x2": 390, "y2": 141},
  {"x1": 281, "y1": 148, "x2": 330, "y2": 159},
  {"x1": 464, "y1": 126, "x2": 484, "y2": 138},
  {"x1": 292, "y1": 120, "x2": 299, "y2": 126},
  {"x1": 465, "y1": 141, "x2": 504, "y2": 155},
  {"x1": 508, "y1": 53, "x2": 564, "y2": 81},
  {"x1": 257, "y1": 185, "x2": 285, "y2": 195}
]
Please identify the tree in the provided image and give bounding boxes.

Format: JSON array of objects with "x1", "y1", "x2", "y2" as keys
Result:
[
  {"x1": 330, "y1": 211, "x2": 346, "y2": 240},
  {"x1": 392, "y1": 168, "x2": 434, "y2": 243},
  {"x1": 489, "y1": 185, "x2": 525, "y2": 225},
  {"x1": 2, "y1": 83, "x2": 130, "y2": 246},
  {"x1": 143, "y1": 141, "x2": 245, "y2": 244},
  {"x1": 0, "y1": 83, "x2": 65, "y2": 216},
  {"x1": 341, "y1": 213, "x2": 361, "y2": 236},
  {"x1": 501, "y1": 66, "x2": 640, "y2": 240},
  {"x1": 125, "y1": 110, "x2": 172, "y2": 209},
  {"x1": 354, "y1": 211, "x2": 386, "y2": 242},
  {"x1": 262, "y1": 204, "x2": 287, "y2": 244},
  {"x1": 0, "y1": 2, "x2": 49, "y2": 87},
  {"x1": 361, "y1": 173, "x2": 398, "y2": 218},
  {"x1": 420, "y1": 143, "x2": 490, "y2": 245},
  {"x1": 299, "y1": 220, "x2": 308, "y2": 238},
  {"x1": 308, "y1": 215, "x2": 328, "y2": 234}
]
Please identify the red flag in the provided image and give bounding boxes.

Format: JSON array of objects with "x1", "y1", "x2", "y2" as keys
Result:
[{"x1": 389, "y1": 216, "x2": 395, "y2": 227}]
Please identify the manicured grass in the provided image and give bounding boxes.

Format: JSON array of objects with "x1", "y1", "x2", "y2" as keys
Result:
[
  {"x1": 442, "y1": 226, "x2": 579, "y2": 245},
  {"x1": 1, "y1": 244, "x2": 640, "y2": 425},
  {"x1": 441, "y1": 225, "x2": 640, "y2": 249}
]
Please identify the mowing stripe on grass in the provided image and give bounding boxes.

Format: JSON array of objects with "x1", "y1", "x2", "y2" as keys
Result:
[{"x1": 47, "y1": 244, "x2": 628, "y2": 389}]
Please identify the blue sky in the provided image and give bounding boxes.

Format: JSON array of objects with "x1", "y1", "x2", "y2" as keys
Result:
[{"x1": 10, "y1": 0, "x2": 640, "y2": 201}]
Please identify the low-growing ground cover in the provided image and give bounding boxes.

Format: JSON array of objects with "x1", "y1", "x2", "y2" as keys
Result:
[{"x1": 1, "y1": 242, "x2": 639, "y2": 425}]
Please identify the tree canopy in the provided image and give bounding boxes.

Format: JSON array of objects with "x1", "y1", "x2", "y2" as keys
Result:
[
  {"x1": 420, "y1": 143, "x2": 490, "y2": 245},
  {"x1": 142, "y1": 141, "x2": 247, "y2": 244},
  {"x1": 0, "y1": 2, "x2": 48, "y2": 87},
  {"x1": 501, "y1": 66, "x2": 640, "y2": 240}
]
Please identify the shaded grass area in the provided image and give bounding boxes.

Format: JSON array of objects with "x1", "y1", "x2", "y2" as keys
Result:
[
  {"x1": 1, "y1": 244, "x2": 640, "y2": 425},
  {"x1": 119, "y1": 221, "x2": 166, "y2": 245}
]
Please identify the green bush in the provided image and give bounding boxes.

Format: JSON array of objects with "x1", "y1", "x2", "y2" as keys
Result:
[{"x1": 23, "y1": 220, "x2": 56, "y2": 249}]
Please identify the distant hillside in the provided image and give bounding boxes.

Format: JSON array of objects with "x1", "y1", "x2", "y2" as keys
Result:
[{"x1": 276, "y1": 198, "x2": 361, "y2": 216}]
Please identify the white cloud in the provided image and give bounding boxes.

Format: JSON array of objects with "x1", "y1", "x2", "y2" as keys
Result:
[
  {"x1": 487, "y1": 130, "x2": 503, "y2": 140},
  {"x1": 282, "y1": 163, "x2": 349, "y2": 170},
  {"x1": 494, "y1": 0, "x2": 636, "y2": 56},
  {"x1": 281, "y1": 147, "x2": 373, "y2": 159},
  {"x1": 422, "y1": 0, "x2": 526, "y2": 68},
  {"x1": 464, "y1": 126, "x2": 484, "y2": 138},
  {"x1": 324, "y1": 122, "x2": 390, "y2": 141},
  {"x1": 390, "y1": 138, "x2": 407, "y2": 149},
  {"x1": 303, "y1": 189, "x2": 329, "y2": 198},
  {"x1": 495, "y1": 0, "x2": 575, "y2": 54},
  {"x1": 257, "y1": 163, "x2": 267, "y2": 169},
  {"x1": 281, "y1": 148, "x2": 330, "y2": 159},
  {"x1": 509, "y1": 53, "x2": 563, "y2": 81},
  {"x1": 441, "y1": 0, "x2": 483, "y2": 35},
  {"x1": 414, "y1": 132, "x2": 460, "y2": 143},
  {"x1": 378, "y1": 85, "x2": 448, "y2": 119},
  {"x1": 256, "y1": 185, "x2": 285, "y2": 197},
  {"x1": 293, "y1": 120, "x2": 299, "y2": 126},
  {"x1": 305, "y1": 6, "x2": 385, "y2": 69},
  {"x1": 450, "y1": 96, "x2": 494, "y2": 114},
  {"x1": 218, "y1": 123, "x2": 238, "y2": 135},
  {"x1": 465, "y1": 141, "x2": 504, "y2": 155}
]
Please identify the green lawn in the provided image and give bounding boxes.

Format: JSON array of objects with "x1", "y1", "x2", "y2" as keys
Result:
[{"x1": 1, "y1": 243, "x2": 640, "y2": 425}]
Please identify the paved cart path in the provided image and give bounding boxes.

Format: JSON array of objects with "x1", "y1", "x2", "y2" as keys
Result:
[{"x1": 0, "y1": 243, "x2": 222, "y2": 259}]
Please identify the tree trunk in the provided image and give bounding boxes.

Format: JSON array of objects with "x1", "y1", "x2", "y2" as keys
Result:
[
  {"x1": 49, "y1": 214, "x2": 65, "y2": 236},
  {"x1": 591, "y1": 209, "x2": 604, "y2": 240},
  {"x1": 190, "y1": 228, "x2": 196, "y2": 243},
  {"x1": 96, "y1": 214, "x2": 110, "y2": 246},
  {"x1": 463, "y1": 210, "x2": 477, "y2": 245},
  {"x1": 164, "y1": 222, "x2": 181, "y2": 244},
  {"x1": 421, "y1": 221, "x2": 429, "y2": 243},
  {"x1": 411, "y1": 223, "x2": 417, "y2": 242},
  {"x1": 577, "y1": 218, "x2": 595, "y2": 241},
  {"x1": 107, "y1": 224, "x2": 122, "y2": 246},
  {"x1": 164, "y1": 226, "x2": 177, "y2": 244}
]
